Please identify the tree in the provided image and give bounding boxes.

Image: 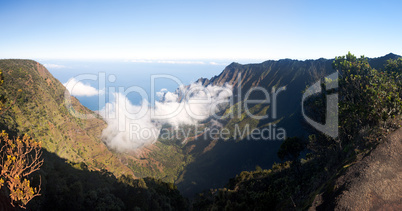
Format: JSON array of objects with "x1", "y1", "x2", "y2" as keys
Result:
[
  {"x1": 334, "y1": 53, "x2": 402, "y2": 144},
  {"x1": 385, "y1": 57, "x2": 402, "y2": 74},
  {"x1": 334, "y1": 53, "x2": 379, "y2": 141},
  {"x1": 277, "y1": 137, "x2": 306, "y2": 161},
  {"x1": 0, "y1": 131, "x2": 43, "y2": 208},
  {"x1": 0, "y1": 67, "x2": 44, "y2": 209}
]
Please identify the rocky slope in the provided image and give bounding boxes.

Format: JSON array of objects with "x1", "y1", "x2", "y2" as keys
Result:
[{"x1": 311, "y1": 127, "x2": 402, "y2": 210}]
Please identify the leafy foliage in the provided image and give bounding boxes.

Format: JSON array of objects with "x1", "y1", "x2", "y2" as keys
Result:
[
  {"x1": 385, "y1": 57, "x2": 402, "y2": 74},
  {"x1": 334, "y1": 52, "x2": 402, "y2": 147},
  {"x1": 0, "y1": 131, "x2": 43, "y2": 208},
  {"x1": 193, "y1": 52, "x2": 402, "y2": 210}
]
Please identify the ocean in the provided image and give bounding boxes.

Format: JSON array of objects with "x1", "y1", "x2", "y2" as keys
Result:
[{"x1": 42, "y1": 60, "x2": 228, "y2": 111}]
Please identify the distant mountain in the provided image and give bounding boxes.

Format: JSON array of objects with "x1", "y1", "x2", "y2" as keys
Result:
[{"x1": 368, "y1": 53, "x2": 401, "y2": 70}]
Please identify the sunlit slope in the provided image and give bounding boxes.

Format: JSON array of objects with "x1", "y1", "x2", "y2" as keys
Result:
[{"x1": 0, "y1": 59, "x2": 132, "y2": 176}]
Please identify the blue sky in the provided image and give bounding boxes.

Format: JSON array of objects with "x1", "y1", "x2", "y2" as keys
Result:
[{"x1": 1, "y1": 0, "x2": 401, "y2": 62}]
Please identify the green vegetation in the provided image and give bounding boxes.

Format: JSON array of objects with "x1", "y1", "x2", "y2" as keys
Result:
[
  {"x1": 0, "y1": 131, "x2": 43, "y2": 208},
  {"x1": 27, "y1": 150, "x2": 188, "y2": 210},
  {"x1": 277, "y1": 137, "x2": 306, "y2": 162},
  {"x1": 1, "y1": 53, "x2": 401, "y2": 209},
  {"x1": 192, "y1": 53, "x2": 402, "y2": 210},
  {"x1": 0, "y1": 59, "x2": 131, "y2": 176},
  {"x1": 126, "y1": 126, "x2": 196, "y2": 183},
  {"x1": 336, "y1": 53, "x2": 402, "y2": 143},
  {"x1": 0, "y1": 60, "x2": 188, "y2": 210},
  {"x1": 0, "y1": 69, "x2": 4, "y2": 112}
]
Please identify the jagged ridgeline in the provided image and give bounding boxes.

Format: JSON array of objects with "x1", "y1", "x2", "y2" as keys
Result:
[
  {"x1": 127, "y1": 53, "x2": 402, "y2": 198},
  {"x1": 174, "y1": 58, "x2": 340, "y2": 197},
  {"x1": 122, "y1": 57, "x2": 339, "y2": 197},
  {"x1": 192, "y1": 53, "x2": 402, "y2": 210}
]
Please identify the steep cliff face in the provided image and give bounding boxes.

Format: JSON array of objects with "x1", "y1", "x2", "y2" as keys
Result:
[
  {"x1": 208, "y1": 59, "x2": 335, "y2": 136},
  {"x1": 0, "y1": 59, "x2": 132, "y2": 176},
  {"x1": 189, "y1": 53, "x2": 402, "y2": 210},
  {"x1": 177, "y1": 55, "x2": 402, "y2": 197},
  {"x1": 175, "y1": 58, "x2": 338, "y2": 196}
]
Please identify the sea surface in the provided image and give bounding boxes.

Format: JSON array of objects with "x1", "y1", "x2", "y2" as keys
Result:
[{"x1": 41, "y1": 60, "x2": 228, "y2": 111}]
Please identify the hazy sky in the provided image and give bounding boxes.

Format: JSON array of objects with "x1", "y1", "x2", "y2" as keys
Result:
[{"x1": 1, "y1": 0, "x2": 401, "y2": 62}]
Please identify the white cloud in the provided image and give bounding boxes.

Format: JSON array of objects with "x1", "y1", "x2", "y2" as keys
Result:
[
  {"x1": 100, "y1": 82, "x2": 233, "y2": 152},
  {"x1": 43, "y1": 64, "x2": 67, "y2": 69},
  {"x1": 128, "y1": 59, "x2": 228, "y2": 65},
  {"x1": 157, "y1": 60, "x2": 205, "y2": 65},
  {"x1": 129, "y1": 59, "x2": 154, "y2": 63},
  {"x1": 63, "y1": 78, "x2": 104, "y2": 97},
  {"x1": 100, "y1": 97, "x2": 158, "y2": 151},
  {"x1": 130, "y1": 59, "x2": 208, "y2": 65},
  {"x1": 209, "y1": 62, "x2": 226, "y2": 66},
  {"x1": 156, "y1": 88, "x2": 168, "y2": 99}
]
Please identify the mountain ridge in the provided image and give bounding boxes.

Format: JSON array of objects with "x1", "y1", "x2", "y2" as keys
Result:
[
  {"x1": 1, "y1": 53, "x2": 401, "y2": 209},
  {"x1": 173, "y1": 53, "x2": 402, "y2": 197},
  {"x1": 191, "y1": 52, "x2": 402, "y2": 210},
  {"x1": 0, "y1": 59, "x2": 133, "y2": 176}
]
